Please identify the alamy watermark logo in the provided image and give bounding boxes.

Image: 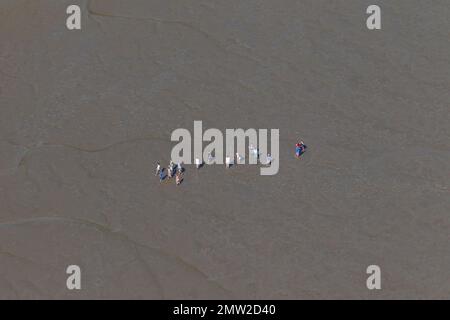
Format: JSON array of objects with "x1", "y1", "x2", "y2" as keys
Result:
[
  {"x1": 366, "y1": 265, "x2": 381, "y2": 290},
  {"x1": 170, "y1": 121, "x2": 279, "y2": 175},
  {"x1": 66, "y1": 5, "x2": 81, "y2": 30},
  {"x1": 66, "y1": 265, "x2": 81, "y2": 290},
  {"x1": 366, "y1": 5, "x2": 381, "y2": 30},
  {"x1": 66, "y1": 5, "x2": 381, "y2": 31}
]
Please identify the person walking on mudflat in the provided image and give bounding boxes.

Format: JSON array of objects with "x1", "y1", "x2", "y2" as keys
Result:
[
  {"x1": 155, "y1": 162, "x2": 161, "y2": 176},
  {"x1": 295, "y1": 140, "x2": 307, "y2": 158},
  {"x1": 266, "y1": 153, "x2": 273, "y2": 165},
  {"x1": 195, "y1": 157, "x2": 201, "y2": 169},
  {"x1": 176, "y1": 172, "x2": 183, "y2": 186},
  {"x1": 168, "y1": 161, "x2": 174, "y2": 178},
  {"x1": 168, "y1": 165, "x2": 173, "y2": 179},
  {"x1": 225, "y1": 156, "x2": 231, "y2": 168}
]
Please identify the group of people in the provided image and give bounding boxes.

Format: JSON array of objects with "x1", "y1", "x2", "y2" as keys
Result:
[
  {"x1": 224, "y1": 146, "x2": 272, "y2": 168},
  {"x1": 155, "y1": 140, "x2": 306, "y2": 186},
  {"x1": 155, "y1": 161, "x2": 183, "y2": 185}
]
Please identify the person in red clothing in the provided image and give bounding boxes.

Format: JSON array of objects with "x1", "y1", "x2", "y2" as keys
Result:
[{"x1": 295, "y1": 141, "x2": 306, "y2": 157}]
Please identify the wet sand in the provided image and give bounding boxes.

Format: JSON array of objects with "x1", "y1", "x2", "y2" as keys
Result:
[{"x1": 0, "y1": 0, "x2": 449, "y2": 299}]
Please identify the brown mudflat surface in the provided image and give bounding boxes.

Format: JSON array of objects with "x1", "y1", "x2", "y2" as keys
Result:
[{"x1": 0, "y1": 0, "x2": 449, "y2": 299}]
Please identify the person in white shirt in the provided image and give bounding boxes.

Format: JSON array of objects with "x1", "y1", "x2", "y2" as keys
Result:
[
  {"x1": 195, "y1": 158, "x2": 201, "y2": 169},
  {"x1": 225, "y1": 156, "x2": 231, "y2": 168},
  {"x1": 266, "y1": 154, "x2": 272, "y2": 165},
  {"x1": 155, "y1": 162, "x2": 161, "y2": 176}
]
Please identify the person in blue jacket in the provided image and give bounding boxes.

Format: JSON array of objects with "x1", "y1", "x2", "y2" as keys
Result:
[{"x1": 295, "y1": 141, "x2": 306, "y2": 158}]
